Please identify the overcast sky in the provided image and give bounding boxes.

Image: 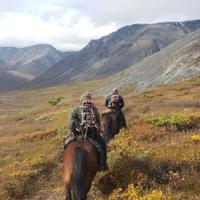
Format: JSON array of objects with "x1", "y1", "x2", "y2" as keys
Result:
[{"x1": 0, "y1": 0, "x2": 199, "y2": 51}]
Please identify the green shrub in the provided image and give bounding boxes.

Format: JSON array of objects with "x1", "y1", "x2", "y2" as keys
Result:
[
  {"x1": 48, "y1": 96, "x2": 65, "y2": 106},
  {"x1": 147, "y1": 109, "x2": 200, "y2": 132}
]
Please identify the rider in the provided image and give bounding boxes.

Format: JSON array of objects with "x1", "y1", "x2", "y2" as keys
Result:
[
  {"x1": 65, "y1": 92, "x2": 108, "y2": 171},
  {"x1": 105, "y1": 88, "x2": 127, "y2": 128}
]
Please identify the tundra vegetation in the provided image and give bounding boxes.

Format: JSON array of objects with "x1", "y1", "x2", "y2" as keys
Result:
[{"x1": 0, "y1": 77, "x2": 200, "y2": 200}]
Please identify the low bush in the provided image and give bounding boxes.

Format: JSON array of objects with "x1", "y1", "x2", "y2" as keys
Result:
[
  {"x1": 48, "y1": 96, "x2": 65, "y2": 106},
  {"x1": 105, "y1": 184, "x2": 174, "y2": 200},
  {"x1": 146, "y1": 109, "x2": 200, "y2": 132}
]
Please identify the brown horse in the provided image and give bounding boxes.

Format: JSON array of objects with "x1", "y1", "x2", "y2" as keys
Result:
[
  {"x1": 101, "y1": 108, "x2": 120, "y2": 144},
  {"x1": 62, "y1": 140, "x2": 98, "y2": 200}
]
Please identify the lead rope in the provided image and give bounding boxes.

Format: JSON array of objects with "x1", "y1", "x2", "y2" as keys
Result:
[
  {"x1": 80, "y1": 106, "x2": 89, "y2": 139},
  {"x1": 84, "y1": 106, "x2": 93, "y2": 138},
  {"x1": 80, "y1": 106, "x2": 86, "y2": 138},
  {"x1": 80, "y1": 105, "x2": 98, "y2": 139}
]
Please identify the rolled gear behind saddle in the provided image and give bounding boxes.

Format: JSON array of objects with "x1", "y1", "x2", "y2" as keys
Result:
[{"x1": 108, "y1": 95, "x2": 120, "y2": 109}]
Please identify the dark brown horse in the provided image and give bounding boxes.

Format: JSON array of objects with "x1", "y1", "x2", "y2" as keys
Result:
[
  {"x1": 62, "y1": 140, "x2": 98, "y2": 200},
  {"x1": 101, "y1": 108, "x2": 120, "y2": 144}
]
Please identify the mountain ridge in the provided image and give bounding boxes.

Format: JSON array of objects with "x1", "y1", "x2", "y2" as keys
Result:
[
  {"x1": 29, "y1": 19, "x2": 200, "y2": 88},
  {"x1": 96, "y1": 30, "x2": 200, "y2": 94},
  {"x1": 1, "y1": 19, "x2": 200, "y2": 91}
]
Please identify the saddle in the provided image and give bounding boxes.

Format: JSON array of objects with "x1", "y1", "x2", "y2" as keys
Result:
[{"x1": 64, "y1": 133, "x2": 105, "y2": 171}]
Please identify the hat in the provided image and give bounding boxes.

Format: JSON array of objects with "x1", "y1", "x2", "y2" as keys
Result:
[
  {"x1": 112, "y1": 88, "x2": 118, "y2": 93},
  {"x1": 80, "y1": 92, "x2": 92, "y2": 102}
]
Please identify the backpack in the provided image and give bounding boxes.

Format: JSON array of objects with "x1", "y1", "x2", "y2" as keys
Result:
[
  {"x1": 80, "y1": 104, "x2": 96, "y2": 128},
  {"x1": 108, "y1": 95, "x2": 120, "y2": 108}
]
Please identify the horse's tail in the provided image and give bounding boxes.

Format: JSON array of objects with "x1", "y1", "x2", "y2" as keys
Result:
[{"x1": 71, "y1": 147, "x2": 87, "y2": 200}]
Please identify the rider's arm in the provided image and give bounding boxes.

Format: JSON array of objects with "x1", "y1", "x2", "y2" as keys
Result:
[
  {"x1": 69, "y1": 108, "x2": 79, "y2": 132},
  {"x1": 105, "y1": 95, "x2": 111, "y2": 108},
  {"x1": 119, "y1": 96, "x2": 125, "y2": 108},
  {"x1": 105, "y1": 98, "x2": 109, "y2": 107},
  {"x1": 94, "y1": 107, "x2": 101, "y2": 128}
]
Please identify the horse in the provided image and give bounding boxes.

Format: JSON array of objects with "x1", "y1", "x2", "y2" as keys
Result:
[
  {"x1": 101, "y1": 108, "x2": 120, "y2": 144},
  {"x1": 62, "y1": 139, "x2": 98, "y2": 200}
]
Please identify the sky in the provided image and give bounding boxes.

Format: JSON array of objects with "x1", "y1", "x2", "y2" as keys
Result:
[{"x1": 0, "y1": 0, "x2": 199, "y2": 51}]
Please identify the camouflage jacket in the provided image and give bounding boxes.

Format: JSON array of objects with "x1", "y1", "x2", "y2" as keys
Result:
[{"x1": 69, "y1": 106, "x2": 100, "y2": 133}]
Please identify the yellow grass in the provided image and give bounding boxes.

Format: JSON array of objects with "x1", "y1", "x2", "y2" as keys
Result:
[{"x1": 0, "y1": 76, "x2": 200, "y2": 199}]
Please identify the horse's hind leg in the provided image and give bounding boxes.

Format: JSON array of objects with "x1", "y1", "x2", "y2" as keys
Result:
[{"x1": 65, "y1": 185, "x2": 72, "y2": 200}]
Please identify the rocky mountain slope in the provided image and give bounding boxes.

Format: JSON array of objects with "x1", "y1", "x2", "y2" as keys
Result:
[
  {"x1": 30, "y1": 20, "x2": 200, "y2": 88},
  {"x1": 97, "y1": 30, "x2": 200, "y2": 94}
]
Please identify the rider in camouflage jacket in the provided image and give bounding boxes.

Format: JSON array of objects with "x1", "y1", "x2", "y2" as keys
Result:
[{"x1": 66, "y1": 92, "x2": 107, "y2": 170}]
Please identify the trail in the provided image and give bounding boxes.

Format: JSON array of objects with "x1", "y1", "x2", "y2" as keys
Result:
[
  {"x1": 24, "y1": 176, "x2": 101, "y2": 200},
  {"x1": 24, "y1": 190, "x2": 64, "y2": 200},
  {"x1": 25, "y1": 189, "x2": 97, "y2": 200}
]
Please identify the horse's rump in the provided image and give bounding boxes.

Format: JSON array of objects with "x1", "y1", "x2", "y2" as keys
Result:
[
  {"x1": 62, "y1": 140, "x2": 98, "y2": 199},
  {"x1": 62, "y1": 140, "x2": 98, "y2": 183}
]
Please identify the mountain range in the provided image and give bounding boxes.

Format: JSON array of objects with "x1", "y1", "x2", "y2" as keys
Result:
[
  {"x1": 0, "y1": 44, "x2": 72, "y2": 90},
  {"x1": 0, "y1": 19, "x2": 200, "y2": 91}
]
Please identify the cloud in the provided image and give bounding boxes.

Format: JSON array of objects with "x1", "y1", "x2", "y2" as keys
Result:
[
  {"x1": 83, "y1": 0, "x2": 200, "y2": 25},
  {"x1": 0, "y1": 9, "x2": 117, "y2": 51},
  {"x1": 0, "y1": 0, "x2": 199, "y2": 51}
]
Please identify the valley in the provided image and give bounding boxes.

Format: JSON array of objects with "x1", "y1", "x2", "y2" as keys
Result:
[{"x1": 0, "y1": 76, "x2": 200, "y2": 200}]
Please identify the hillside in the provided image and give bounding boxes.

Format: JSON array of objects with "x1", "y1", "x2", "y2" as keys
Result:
[
  {"x1": 0, "y1": 71, "x2": 30, "y2": 91},
  {"x1": 29, "y1": 20, "x2": 200, "y2": 88},
  {"x1": 0, "y1": 58, "x2": 13, "y2": 72},
  {"x1": 0, "y1": 76, "x2": 200, "y2": 200},
  {"x1": 97, "y1": 30, "x2": 200, "y2": 94}
]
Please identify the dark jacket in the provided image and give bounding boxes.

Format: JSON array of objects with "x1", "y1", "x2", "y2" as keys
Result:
[
  {"x1": 69, "y1": 106, "x2": 100, "y2": 133},
  {"x1": 105, "y1": 94, "x2": 124, "y2": 109}
]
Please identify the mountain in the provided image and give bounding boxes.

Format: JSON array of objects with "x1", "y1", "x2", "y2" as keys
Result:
[
  {"x1": 97, "y1": 30, "x2": 200, "y2": 94},
  {"x1": 0, "y1": 71, "x2": 29, "y2": 91},
  {"x1": 0, "y1": 44, "x2": 66, "y2": 78},
  {"x1": 0, "y1": 44, "x2": 73, "y2": 91},
  {"x1": 30, "y1": 20, "x2": 200, "y2": 88},
  {"x1": 0, "y1": 58, "x2": 13, "y2": 72}
]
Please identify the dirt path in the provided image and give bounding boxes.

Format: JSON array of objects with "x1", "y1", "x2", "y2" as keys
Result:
[
  {"x1": 24, "y1": 190, "x2": 64, "y2": 200},
  {"x1": 25, "y1": 190, "x2": 97, "y2": 200}
]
